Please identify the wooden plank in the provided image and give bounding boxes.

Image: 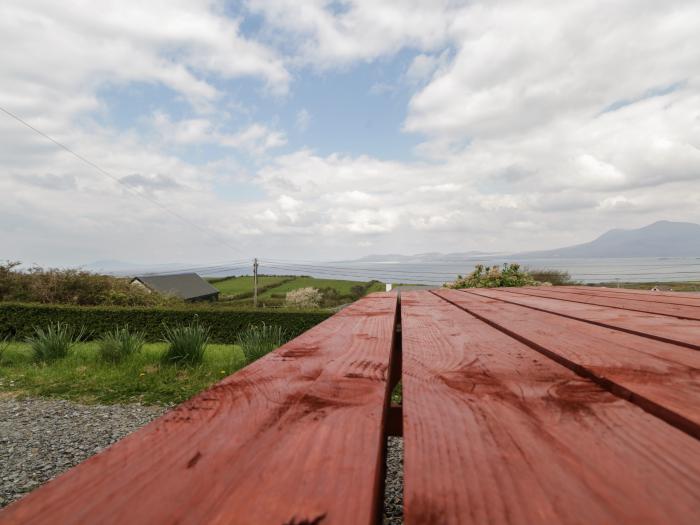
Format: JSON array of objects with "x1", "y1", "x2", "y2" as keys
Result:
[
  {"x1": 402, "y1": 291, "x2": 700, "y2": 525},
  {"x1": 434, "y1": 289, "x2": 700, "y2": 437},
  {"x1": 552, "y1": 285, "x2": 700, "y2": 308},
  {"x1": 470, "y1": 288, "x2": 700, "y2": 351},
  {"x1": 503, "y1": 286, "x2": 700, "y2": 320},
  {"x1": 0, "y1": 293, "x2": 398, "y2": 525}
]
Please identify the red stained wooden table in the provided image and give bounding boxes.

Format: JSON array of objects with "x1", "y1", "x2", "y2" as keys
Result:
[{"x1": 2, "y1": 288, "x2": 699, "y2": 524}]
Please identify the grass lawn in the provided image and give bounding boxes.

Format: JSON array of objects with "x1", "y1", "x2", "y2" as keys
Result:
[
  {"x1": 593, "y1": 281, "x2": 700, "y2": 292},
  {"x1": 0, "y1": 342, "x2": 246, "y2": 406}
]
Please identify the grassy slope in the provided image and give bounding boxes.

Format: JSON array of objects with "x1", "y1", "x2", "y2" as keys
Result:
[
  {"x1": 213, "y1": 275, "x2": 291, "y2": 295},
  {"x1": 259, "y1": 277, "x2": 378, "y2": 297},
  {"x1": 0, "y1": 342, "x2": 246, "y2": 405}
]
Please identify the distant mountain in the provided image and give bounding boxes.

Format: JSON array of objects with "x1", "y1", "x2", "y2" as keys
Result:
[
  {"x1": 341, "y1": 251, "x2": 494, "y2": 263},
  {"x1": 81, "y1": 260, "x2": 189, "y2": 276},
  {"x1": 516, "y1": 221, "x2": 700, "y2": 258}
]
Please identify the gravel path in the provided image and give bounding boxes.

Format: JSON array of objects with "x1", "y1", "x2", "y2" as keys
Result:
[
  {"x1": 1, "y1": 396, "x2": 405, "y2": 522},
  {"x1": 0, "y1": 396, "x2": 166, "y2": 508}
]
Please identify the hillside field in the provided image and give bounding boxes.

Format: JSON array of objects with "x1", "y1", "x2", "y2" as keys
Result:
[
  {"x1": 209, "y1": 275, "x2": 386, "y2": 306},
  {"x1": 211, "y1": 275, "x2": 293, "y2": 296}
]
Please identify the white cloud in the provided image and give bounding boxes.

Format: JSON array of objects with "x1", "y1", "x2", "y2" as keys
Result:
[
  {"x1": 405, "y1": 1, "x2": 700, "y2": 140},
  {"x1": 1, "y1": 1, "x2": 291, "y2": 122},
  {"x1": 246, "y1": 0, "x2": 459, "y2": 66},
  {"x1": 150, "y1": 113, "x2": 287, "y2": 156},
  {"x1": 3, "y1": 0, "x2": 700, "y2": 265}
]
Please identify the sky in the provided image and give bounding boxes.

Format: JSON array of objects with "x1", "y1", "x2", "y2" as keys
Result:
[{"x1": 2, "y1": 0, "x2": 700, "y2": 266}]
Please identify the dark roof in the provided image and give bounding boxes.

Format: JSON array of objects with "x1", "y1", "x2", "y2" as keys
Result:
[{"x1": 132, "y1": 273, "x2": 219, "y2": 300}]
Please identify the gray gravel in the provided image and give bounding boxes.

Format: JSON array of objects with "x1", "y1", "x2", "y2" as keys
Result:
[
  {"x1": 1, "y1": 396, "x2": 404, "y2": 522},
  {"x1": 0, "y1": 396, "x2": 166, "y2": 508}
]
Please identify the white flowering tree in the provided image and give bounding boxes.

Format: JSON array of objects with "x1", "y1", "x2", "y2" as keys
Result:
[{"x1": 285, "y1": 287, "x2": 322, "y2": 308}]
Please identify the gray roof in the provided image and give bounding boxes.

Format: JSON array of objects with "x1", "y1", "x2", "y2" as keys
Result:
[{"x1": 132, "y1": 273, "x2": 219, "y2": 300}]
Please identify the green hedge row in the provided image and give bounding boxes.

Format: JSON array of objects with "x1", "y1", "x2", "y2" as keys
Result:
[{"x1": 0, "y1": 303, "x2": 332, "y2": 343}]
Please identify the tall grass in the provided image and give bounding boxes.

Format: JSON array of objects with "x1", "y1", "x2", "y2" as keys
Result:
[
  {"x1": 98, "y1": 326, "x2": 145, "y2": 363},
  {"x1": 237, "y1": 323, "x2": 286, "y2": 364},
  {"x1": 0, "y1": 341, "x2": 245, "y2": 405},
  {"x1": 161, "y1": 320, "x2": 210, "y2": 366},
  {"x1": 0, "y1": 336, "x2": 9, "y2": 363},
  {"x1": 26, "y1": 322, "x2": 85, "y2": 362}
]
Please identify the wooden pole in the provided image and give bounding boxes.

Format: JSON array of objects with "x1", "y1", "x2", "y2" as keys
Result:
[{"x1": 253, "y1": 258, "x2": 259, "y2": 307}]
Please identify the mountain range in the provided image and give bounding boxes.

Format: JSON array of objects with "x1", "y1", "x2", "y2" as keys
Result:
[
  {"x1": 514, "y1": 220, "x2": 700, "y2": 258},
  {"x1": 84, "y1": 221, "x2": 700, "y2": 273},
  {"x1": 349, "y1": 221, "x2": 700, "y2": 262}
]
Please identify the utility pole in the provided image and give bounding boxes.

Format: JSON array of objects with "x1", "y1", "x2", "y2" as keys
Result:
[{"x1": 253, "y1": 258, "x2": 259, "y2": 308}]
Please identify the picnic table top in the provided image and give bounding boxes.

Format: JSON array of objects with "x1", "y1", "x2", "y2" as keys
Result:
[{"x1": 2, "y1": 286, "x2": 699, "y2": 524}]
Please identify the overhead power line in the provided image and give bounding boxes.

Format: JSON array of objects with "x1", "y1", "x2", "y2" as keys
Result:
[{"x1": 0, "y1": 105, "x2": 243, "y2": 256}]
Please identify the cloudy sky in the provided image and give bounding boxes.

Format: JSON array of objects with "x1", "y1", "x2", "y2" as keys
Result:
[{"x1": 2, "y1": 0, "x2": 699, "y2": 266}]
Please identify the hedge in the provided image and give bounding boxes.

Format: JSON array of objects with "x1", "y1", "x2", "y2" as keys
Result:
[{"x1": 0, "y1": 303, "x2": 333, "y2": 343}]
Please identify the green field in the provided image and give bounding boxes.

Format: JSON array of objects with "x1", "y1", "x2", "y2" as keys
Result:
[
  {"x1": 212, "y1": 275, "x2": 293, "y2": 296},
  {"x1": 210, "y1": 275, "x2": 385, "y2": 305},
  {"x1": 258, "y1": 277, "x2": 384, "y2": 297},
  {"x1": 0, "y1": 342, "x2": 245, "y2": 405}
]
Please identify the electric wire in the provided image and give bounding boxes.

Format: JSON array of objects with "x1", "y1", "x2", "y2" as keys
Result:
[{"x1": 0, "y1": 105, "x2": 245, "y2": 257}]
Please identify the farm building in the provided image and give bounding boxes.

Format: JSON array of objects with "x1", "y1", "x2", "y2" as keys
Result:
[{"x1": 131, "y1": 273, "x2": 219, "y2": 302}]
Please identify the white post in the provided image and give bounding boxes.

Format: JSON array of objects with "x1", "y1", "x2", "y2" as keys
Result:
[{"x1": 385, "y1": 283, "x2": 392, "y2": 292}]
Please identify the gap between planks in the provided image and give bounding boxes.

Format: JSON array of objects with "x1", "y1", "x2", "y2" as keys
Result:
[{"x1": 463, "y1": 288, "x2": 700, "y2": 352}]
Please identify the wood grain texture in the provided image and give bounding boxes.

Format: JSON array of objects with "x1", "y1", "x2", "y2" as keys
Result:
[
  {"x1": 559, "y1": 285, "x2": 700, "y2": 304},
  {"x1": 470, "y1": 288, "x2": 700, "y2": 350},
  {"x1": 0, "y1": 293, "x2": 398, "y2": 525},
  {"x1": 504, "y1": 286, "x2": 700, "y2": 320},
  {"x1": 402, "y1": 291, "x2": 700, "y2": 525},
  {"x1": 434, "y1": 289, "x2": 700, "y2": 437}
]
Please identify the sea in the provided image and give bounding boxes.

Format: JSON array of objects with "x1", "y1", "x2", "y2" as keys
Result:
[{"x1": 252, "y1": 257, "x2": 700, "y2": 286}]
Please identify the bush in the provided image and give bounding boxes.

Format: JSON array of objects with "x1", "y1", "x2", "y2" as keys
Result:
[
  {"x1": 237, "y1": 323, "x2": 287, "y2": 364},
  {"x1": 0, "y1": 303, "x2": 331, "y2": 343},
  {"x1": 285, "y1": 287, "x2": 322, "y2": 308},
  {"x1": 26, "y1": 322, "x2": 85, "y2": 362},
  {"x1": 446, "y1": 263, "x2": 537, "y2": 289},
  {"x1": 0, "y1": 260, "x2": 179, "y2": 307},
  {"x1": 98, "y1": 326, "x2": 145, "y2": 363},
  {"x1": 528, "y1": 269, "x2": 574, "y2": 285},
  {"x1": 161, "y1": 320, "x2": 210, "y2": 366}
]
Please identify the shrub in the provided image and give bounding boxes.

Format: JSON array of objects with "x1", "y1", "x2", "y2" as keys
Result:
[
  {"x1": 237, "y1": 323, "x2": 287, "y2": 364},
  {"x1": 98, "y1": 326, "x2": 145, "y2": 363},
  {"x1": 528, "y1": 269, "x2": 574, "y2": 285},
  {"x1": 349, "y1": 285, "x2": 366, "y2": 301},
  {"x1": 319, "y1": 287, "x2": 341, "y2": 307},
  {"x1": 161, "y1": 320, "x2": 210, "y2": 366},
  {"x1": 26, "y1": 322, "x2": 85, "y2": 362},
  {"x1": 0, "y1": 260, "x2": 181, "y2": 307},
  {"x1": 446, "y1": 263, "x2": 537, "y2": 289},
  {"x1": 0, "y1": 303, "x2": 331, "y2": 343},
  {"x1": 285, "y1": 287, "x2": 322, "y2": 308}
]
